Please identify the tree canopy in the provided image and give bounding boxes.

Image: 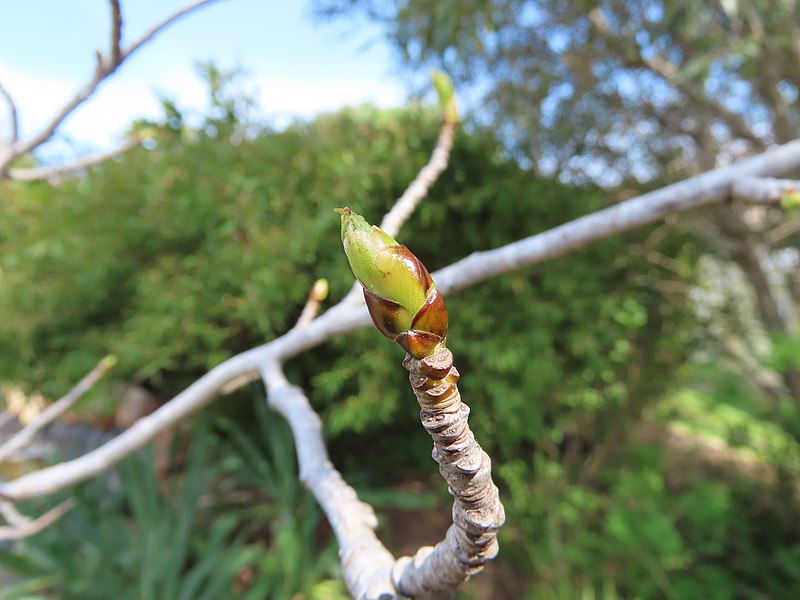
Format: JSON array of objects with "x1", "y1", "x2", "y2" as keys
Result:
[{"x1": 317, "y1": 0, "x2": 800, "y2": 183}]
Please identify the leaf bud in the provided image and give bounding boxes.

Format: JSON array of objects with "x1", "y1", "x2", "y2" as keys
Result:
[{"x1": 336, "y1": 207, "x2": 448, "y2": 358}]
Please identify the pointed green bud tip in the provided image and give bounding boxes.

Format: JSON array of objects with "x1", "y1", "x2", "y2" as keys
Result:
[
  {"x1": 336, "y1": 207, "x2": 448, "y2": 358},
  {"x1": 432, "y1": 69, "x2": 459, "y2": 124}
]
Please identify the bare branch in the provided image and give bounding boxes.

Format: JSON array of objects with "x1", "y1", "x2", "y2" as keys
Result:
[
  {"x1": 122, "y1": 0, "x2": 223, "y2": 60},
  {"x1": 7, "y1": 134, "x2": 145, "y2": 182},
  {"x1": 766, "y1": 220, "x2": 800, "y2": 245},
  {"x1": 221, "y1": 279, "x2": 331, "y2": 395},
  {"x1": 260, "y1": 360, "x2": 402, "y2": 600},
  {"x1": 341, "y1": 115, "x2": 458, "y2": 305},
  {"x1": 379, "y1": 119, "x2": 457, "y2": 238},
  {"x1": 0, "y1": 501, "x2": 28, "y2": 527},
  {"x1": 433, "y1": 138, "x2": 800, "y2": 296},
  {"x1": 0, "y1": 0, "x2": 222, "y2": 176},
  {"x1": 0, "y1": 356, "x2": 116, "y2": 463},
  {"x1": 291, "y1": 279, "x2": 329, "y2": 332},
  {"x1": 109, "y1": 0, "x2": 123, "y2": 67},
  {"x1": 647, "y1": 53, "x2": 763, "y2": 149},
  {"x1": 392, "y1": 349, "x2": 504, "y2": 596},
  {"x1": 3, "y1": 136, "x2": 800, "y2": 501},
  {"x1": 731, "y1": 176, "x2": 800, "y2": 204},
  {"x1": 0, "y1": 499, "x2": 75, "y2": 541},
  {"x1": 0, "y1": 79, "x2": 20, "y2": 144}
]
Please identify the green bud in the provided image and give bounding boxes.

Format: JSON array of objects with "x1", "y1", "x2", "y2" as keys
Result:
[
  {"x1": 336, "y1": 207, "x2": 448, "y2": 358},
  {"x1": 781, "y1": 190, "x2": 800, "y2": 210},
  {"x1": 99, "y1": 354, "x2": 118, "y2": 370},
  {"x1": 311, "y1": 278, "x2": 329, "y2": 301},
  {"x1": 432, "y1": 69, "x2": 459, "y2": 124}
]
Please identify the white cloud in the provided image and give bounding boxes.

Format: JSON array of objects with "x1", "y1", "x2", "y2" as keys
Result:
[
  {"x1": 256, "y1": 76, "x2": 405, "y2": 124},
  {"x1": 0, "y1": 63, "x2": 166, "y2": 150},
  {"x1": 0, "y1": 62, "x2": 406, "y2": 156}
]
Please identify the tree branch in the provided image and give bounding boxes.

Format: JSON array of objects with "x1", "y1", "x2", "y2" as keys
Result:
[
  {"x1": 340, "y1": 111, "x2": 458, "y2": 307},
  {"x1": 433, "y1": 138, "x2": 800, "y2": 296},
  {"x1": 646, "y1": 53, "x2": 763, "y2": 149},
  {"x1": 2, "y1": 136, "x2": 800, "y2": 501},
  {"x1": 0, "y1": 79, "x2": 20, "y2": 145},
  {"x1": 731, "y1": 176, "x2": 800, "y2": 204},
  {"x1": 0, "y1": 0, "x2": 222, "y2": 176},
  {"x1": 7, "y1": 134, "x2": 146, "y2": 182},
  {"x1": 290, "y1": 279, "x2": 329, "y2": 332},
  {"x1": 108, "y1": 0, "x2": 123, "y2": 67},
  {"x1": 260, "y1": 360, "x2": 403, "y2": 600},
  {"x1": 392, "y1": 349, "x2": 504, "y2": 596},
  {"x1": 0, "y1": 499, "x2": 75, "y2": 541},
  {"x1": 0, "y1": 356, "x2": 116, "y2": 463},
  {"x1": 379, "y1": 118, "x2": 457, "y2": 239},
  {"x1": 588, "y1": 7, "x2": 764, "y2": 151},
  {"x1": 221, "y1": 279, "x2": 331, "y2": 395}
]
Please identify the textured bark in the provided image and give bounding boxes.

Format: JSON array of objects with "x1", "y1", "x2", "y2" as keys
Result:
[{"x1": 392, "y1": 349, "x2": 505, "y2": 596}]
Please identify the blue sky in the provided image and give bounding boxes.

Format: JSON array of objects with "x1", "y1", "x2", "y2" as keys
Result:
[{"x1": 0, "y1": 0, "x2": 407, "y2": 153}]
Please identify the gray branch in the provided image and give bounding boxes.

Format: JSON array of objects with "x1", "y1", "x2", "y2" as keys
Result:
[
  {"x1": 393, "y1": 349, "x2": 504, "y2": 596},
  {"x1": 7, "y1": 134, "x2": 145, "y2": 182},
  {"x1": 379, "y1": 118, "x2": 457, "y2": 238},
  {"x1": 433, "y1": 138, "x2": 800, "y2": 295},
  {"x1": 108, "y1": 0, "x2": 123, "y2": 67},
  {"x1": 0, "y1": 0, "x2": 222, "y2": 177},
  {"x1": 0, "y1": 79, "x2": 20, "y2": 145},
  {"x1": 261, "y1": 361, "x2": 404, "y2": 600},
  {"x1": 731, "y1": 176, "x2": 800, "y2": 203},
  {"x1": 0, "y1": 356, "x2": 115, "y2": 463},
  {"x1": 2, "y1": 137, "x2": 800, "y2": 502},
  {"x1": 0, "y1": 499, "x2": 75, "y2": 541}
]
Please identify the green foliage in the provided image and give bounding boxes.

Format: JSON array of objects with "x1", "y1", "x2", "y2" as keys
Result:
[
  {"x1": 0, "y1": 399, "x2": 346, "y2": 600},
  {"x1": 3, "y1": 71, "x2": 798, "y2": 598},
  {"x1": 0, "y1": 430, "x2": 249, "y2": 599}
]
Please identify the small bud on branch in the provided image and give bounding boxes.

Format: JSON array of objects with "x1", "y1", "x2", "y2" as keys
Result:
[{"x1": 336, "y1": 207, "x2": 448, "y2": 358}]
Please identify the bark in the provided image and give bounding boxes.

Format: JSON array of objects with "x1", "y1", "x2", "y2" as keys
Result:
[{"x1": 392, "y1": 349, "x2": 505, "y2": 596}]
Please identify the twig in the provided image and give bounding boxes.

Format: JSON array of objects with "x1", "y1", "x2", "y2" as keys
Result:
[
  {"x1": 0, "y1": 501, "x2": 28, "y2": 527},
  {"x1": 0, "y1": 0, "x2": 222, "y2": 176},
  {"x1": 766, "y1": 220, "x2": 800, "y2": 245},
  {"x1": 290, "y1": 279, "x2": 329, "y2": 332},
  {"x1": 432, "y1": 138, "x2": 800, "y2": 296},
  {"x1": 342, "y1": 115, "x2": 458, "y2": 305},
  {"x1": 379, "y1": 119, "x2": 457, "y2": 239},
  {"x1": 0, "y1": 355, "x2": 116, "y2": 463},
  {"x1": 2, "y1": 136, "x2": 800, "y2": 501},
  {"x1": 221, "y1": 279, "x2": 331, "y2": 395},
  {"x1": 260, "y1": 360, "x2": 403, "y2": 600},
  {"x1": 0, "y1": 79, "x2": 19, "y2": 145},
  {"x1": 7, "y1": 134, "x2": 145, "y2": 182},
  {"x1": 108, "y1": 0, "x2": 123, "y2": 67},
  {"x1": 393, "y1": 349, "x2": 504, "y2": 596},
  {"x1": 731, "y1": 176, "x2": 800, "y2": 204},
  {"x1": 122, "y1": 0, "x2": 223, "y2": 60},
  {"x1": 0, "y1": 499, "x2": 75, "y2": 541}
]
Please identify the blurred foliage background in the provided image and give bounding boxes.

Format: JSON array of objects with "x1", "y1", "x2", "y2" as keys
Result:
[{"x1": 2, "y1": 4, "x2": 800, "y2": 595}]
